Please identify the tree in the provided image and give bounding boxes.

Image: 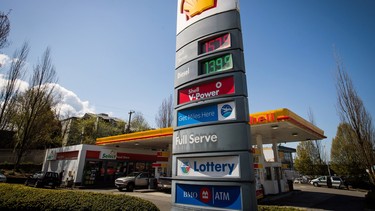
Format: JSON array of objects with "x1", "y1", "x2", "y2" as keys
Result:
[
  {"x1": 0, "y1": 43, "x2": 29, "y2": 131},
  {"x1": 308, "y1": 108, "x2": 324, "y2": 166},
  {"x1": 62, "y1": 114, "x2": 126, "y2": 146},
  {"x1": 335, "y1": 56, "x2": 375, "y2": 184},
  {"x1": 331, "y1": 123, "x2": 365, "y2": 179},
  {"x1": 0, "y1": 11, "x2": 10, "y2": 50},
  {"x1": 294, "y1": 140, "x2": 328, "y2": 176},
  {"x1": 130, "y1": 112, "x2": 150, "y2": 132},
  {"x1": 294, "y1": 142, "x2": 315, "y2": 175},
  {"x1": 12, "y1": 48, "x2": 58, "y2": 170},
  {"x1": 155, "y1": 94, "x2": 173, "y2": 128}
]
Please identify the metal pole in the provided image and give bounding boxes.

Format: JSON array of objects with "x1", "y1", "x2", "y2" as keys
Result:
[{"x1": 126, "y1": 110, "x2": 135, "y2": 133}]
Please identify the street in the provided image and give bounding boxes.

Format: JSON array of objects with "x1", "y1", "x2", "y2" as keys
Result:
[
  {"x1": 78, "y1": 184, "x2": 368, "y2": 211},
  {"x1": 261, "y1": 183, "x2": 367, "y2": 211}
]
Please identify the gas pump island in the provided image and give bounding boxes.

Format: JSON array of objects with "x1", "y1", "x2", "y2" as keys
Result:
[{"x1": 172, "y1": 0, "x2": 257, "y2": 210}]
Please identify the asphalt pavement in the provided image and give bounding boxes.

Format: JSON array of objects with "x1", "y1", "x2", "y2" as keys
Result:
[
  {"x1": 259, "y1": 183, "x2": 368, "y2": 211},
  {"x1": 78, "y1": 184, "x2": 368, "y2": 211}
]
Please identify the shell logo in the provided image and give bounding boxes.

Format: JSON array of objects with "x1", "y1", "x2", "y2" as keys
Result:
[{"x1": 181, "y1": 0, "x2": 217, "y2": 20}]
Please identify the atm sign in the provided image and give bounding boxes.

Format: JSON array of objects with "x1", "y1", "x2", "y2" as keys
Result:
[
  {"x1": 175, "y1": 183, "x2": 242, "y2": 210},
  {"x1": 178, "y1": 76, "x2": 234, "y2": 104}
]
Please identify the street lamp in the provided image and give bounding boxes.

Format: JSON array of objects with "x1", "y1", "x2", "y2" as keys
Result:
[{"x1": 126, "y1": 110, "x2": 135, "y2": 133}]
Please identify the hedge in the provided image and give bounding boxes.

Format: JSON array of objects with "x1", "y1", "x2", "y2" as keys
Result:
[{"x1": 0, "y1": 184, "x2": 159, "y2": 211}]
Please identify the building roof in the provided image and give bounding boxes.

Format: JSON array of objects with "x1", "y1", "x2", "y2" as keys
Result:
[{"x1": 96, "y1": 108, "x2": 326, "y2": 150}]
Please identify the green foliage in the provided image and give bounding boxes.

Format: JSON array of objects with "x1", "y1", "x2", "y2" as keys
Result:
[
  {"x1": 65, "y1": 115, "x2": 126, "y2": 145},
  {"x1": 0, "y1": 184, "x2": 159, "y2": 211},
  {"x1": 130, "y1": 112, "x2": 150, "y2": 132},
  {"x1": 258, "y1": 206, "x2": 305, "y2": 211},
  {"x1": 294, "y1": 141, "x2": 327, "y2": 176},
  {"x1": 331, "y1": 123, "x2": 367, "y2": 179}
]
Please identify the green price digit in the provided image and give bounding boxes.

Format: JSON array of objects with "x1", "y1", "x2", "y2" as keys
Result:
[
  {"x1": 223, "y1": 54, "x2": 233, "y2": 70},
  {"x1": 202, "y1": 54, "x2": 233, "y2": 75},
  {"x1": 216, "y1": 57, "x2": 223, "y2": 71}
]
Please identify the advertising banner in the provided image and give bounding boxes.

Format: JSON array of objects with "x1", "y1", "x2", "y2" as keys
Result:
[
  {"x1": 177, "y1": 155, "x2": 240, "y2": 178},
  {"x1": 176, "y1": 0, "x2": 239, "y2": 34},
  {"x1": 177, "y1": 101, "x2": 236, "y2": 127},
  {"x1": 178, "y1": 76, "x2": 234, "y2": 104},
  {"x1": 175, "y1": 183, "x2": 242, "y2": 210}
]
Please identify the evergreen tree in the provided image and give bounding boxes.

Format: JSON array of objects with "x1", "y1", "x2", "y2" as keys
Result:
[{"x1": 331, "y1": 123, "x2": 367, "y2": 180}]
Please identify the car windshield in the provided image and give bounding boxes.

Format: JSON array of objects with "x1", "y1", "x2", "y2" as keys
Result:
[{"x1": 127, "y1": 172, "x2": 139, "y2": 177}]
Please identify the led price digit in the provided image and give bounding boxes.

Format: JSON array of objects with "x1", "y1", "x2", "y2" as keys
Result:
[
  {"x1": 202, "y1": 54, "x2": 233, "y2": 75},
  {"x1": 201, "y1": 33, "x2": 231, "y2": 54}
]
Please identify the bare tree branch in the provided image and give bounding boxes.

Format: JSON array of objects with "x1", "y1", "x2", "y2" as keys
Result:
[
  {"x1": 335, "y1": 54, "x2": 375, "y2": 184},
  {"x1": 155, "y1": 94, "x2": 173, "y2": 128},
  {"x1": 0, "y1": 11, "x2": 11, "y2": 50},
  {"x1": 0, "y1": 42, "x2": 29, "y2": 130}
]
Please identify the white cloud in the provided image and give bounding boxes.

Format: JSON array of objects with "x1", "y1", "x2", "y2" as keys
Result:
[
  {"x1": 0, "y1": 76, "x2": 95, "y2": 119},
  {"x1": 48, "y1": 83, "x2": 95, "y2": 119},
  {"x1": 0, "y1": 54, "x2": 11, "y2": 67},
  {"x1": 1, "y1": 53, "x2": 95, "y2": 119},
  {"x1": 0, "y1": 73, "x2": 29, "y2": 93}
]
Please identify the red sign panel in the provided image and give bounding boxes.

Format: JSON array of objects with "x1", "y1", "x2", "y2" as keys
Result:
[
  {"x1": 57, "y1": 151, "x2": 79, "y2": 160},
  {"x1": 178, "y1": 76, "x2": 234, "y2": 104}
]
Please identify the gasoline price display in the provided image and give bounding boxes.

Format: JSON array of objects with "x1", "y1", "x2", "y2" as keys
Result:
[
  {"x1": 201, "y1": 54, "x2": 233, "y2": 75},
  {"x1": 200, "y1": 33, "x2": 231, "y2": 54}
]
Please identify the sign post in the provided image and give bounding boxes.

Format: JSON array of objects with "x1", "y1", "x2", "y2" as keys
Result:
[{"x1": 173, "y1": 0, "x2": 257, "y2": 210}]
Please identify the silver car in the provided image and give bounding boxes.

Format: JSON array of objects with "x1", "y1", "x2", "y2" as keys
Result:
[
  {"x1": 115, "y1": 172, "x2": 151, "y2": 192},
  {"x1": 310, "y1": 176, "x2": 344, "y2": 188},
  {"x1": 0, "y1": 173, "x2": 7, "y2": 182}
]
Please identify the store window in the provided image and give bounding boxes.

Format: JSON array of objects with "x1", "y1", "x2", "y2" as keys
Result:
[
  {"x1": 83, "y1": 161, "x2": 102, "y2": 186},
  {"x1": 135, "y1": 162, "x2": 145, "y2": 172}
]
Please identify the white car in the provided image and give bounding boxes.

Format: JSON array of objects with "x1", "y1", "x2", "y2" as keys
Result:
[
  {"x1": 0, "y1": 173, "x2": 6, "y2": 182},
  {"x1": 310, "y1": 176, "x2": 344, "y2": 188}
]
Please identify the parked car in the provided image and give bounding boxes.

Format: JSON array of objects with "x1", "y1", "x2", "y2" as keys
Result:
[
  {"x1": 25, "y1": 171, "x2": 60, "y2": 189},
  {"x1": 157, "y1": 177, "x2": 172, "y2": 193},
  {"x1": 115, "y1": 172, "x2": 153, "y2": 192},
  {"x1": 0, "y1": 173, "x2": 6, "y2": 183},
  {"x1": 310, "y1": 176, "x2": 344, "y2": 189},
  {"x1": 293, "y1": 175, "x2": 311, "y2": 184}
]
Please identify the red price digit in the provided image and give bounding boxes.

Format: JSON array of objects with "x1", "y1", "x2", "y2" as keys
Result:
[
  {"x1": 207, "y1": 40, "x2": 216, "y2": 52},
  {"x1": 222, "y1": 33, "x2": 230, "y2": 48}
]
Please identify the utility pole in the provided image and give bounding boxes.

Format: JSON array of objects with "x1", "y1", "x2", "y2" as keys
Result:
[{"x1": 126, "y1": 110, "x2": 135, "y2": 133}]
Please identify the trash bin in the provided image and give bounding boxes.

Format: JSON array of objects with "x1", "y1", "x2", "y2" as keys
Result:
[{"x1": 288, "y1": 180, "x2": 293, "y2": 191}]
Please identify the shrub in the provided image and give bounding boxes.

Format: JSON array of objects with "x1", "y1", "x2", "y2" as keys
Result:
[
  {"x1": 258, "y1": 205, "x2": 305, "y2": 210},
  {"x1": 0, "y1": 184, "x2": 159, "y2": 211}
]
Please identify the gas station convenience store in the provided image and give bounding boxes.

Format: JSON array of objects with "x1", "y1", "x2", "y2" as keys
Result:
[{"x1": 42, "y1": 108, "x2": 325, "y2": 197}]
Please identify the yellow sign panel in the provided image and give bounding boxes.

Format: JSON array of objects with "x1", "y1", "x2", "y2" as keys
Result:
[
  {"x1": 176, "y1": 0, "x2": 239, "y2": 34},
  {"x1": 181, "y1": 0, "x2": 216, "y2": 20}
]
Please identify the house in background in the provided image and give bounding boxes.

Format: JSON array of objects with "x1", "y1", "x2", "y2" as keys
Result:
[{"x1": 61, "y1": 113, "x2": 124, "y2": 147}]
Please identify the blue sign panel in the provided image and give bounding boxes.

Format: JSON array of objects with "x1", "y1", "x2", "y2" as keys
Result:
[
  {"x1": 177, "y1": 101, "x2": 236, "y2": 127},
  {"x1": 175, "y1": 183, "x2": 242, "y2": 210}
]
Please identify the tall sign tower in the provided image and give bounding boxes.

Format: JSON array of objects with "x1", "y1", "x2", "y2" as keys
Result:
[{"x1": 172, "y1": 0, "x2": 257, "y2": 210}]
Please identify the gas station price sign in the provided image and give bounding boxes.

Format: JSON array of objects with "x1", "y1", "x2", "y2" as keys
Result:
[
  {"x1": 200, "y1": 33, "x2": 231, "y2": 54},
  {"x1": 200, "y1": 54, "x2": 233, "y2": 75}
]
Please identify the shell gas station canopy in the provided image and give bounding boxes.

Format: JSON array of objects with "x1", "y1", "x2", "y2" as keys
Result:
[{"x1": 96, "y1": 108, "x2": 326, "y2": 149}]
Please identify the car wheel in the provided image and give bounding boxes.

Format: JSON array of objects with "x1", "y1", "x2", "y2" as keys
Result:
[
  {"x1": 127, "y1": 183, "x2": 135, "y2": 192},
  {"x1": 313, "y1": 182, "x2": 318, "y2": 187}
]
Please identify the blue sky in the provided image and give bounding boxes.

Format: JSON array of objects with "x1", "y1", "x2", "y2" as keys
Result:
[{"x1": 1, "y1": 0, "x2": 374, "y2": 156}]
